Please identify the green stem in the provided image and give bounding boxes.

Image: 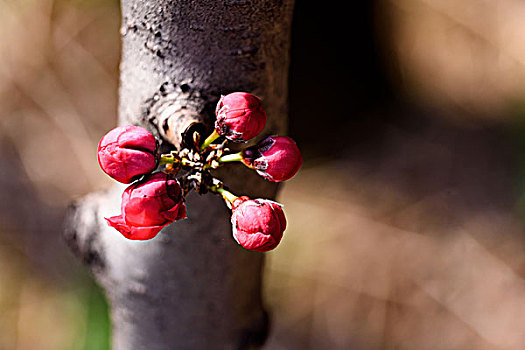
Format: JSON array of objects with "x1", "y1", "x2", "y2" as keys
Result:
[
  {"x1": 159, "y1": 155, "x2": 178, "y2": 165},
  {"x1": 200, "y1": 129, "x2": 220, "y2": 151},
  {"x1": 218, "y1": 152, "x2": 243, "y2": 163},
  {"x1": 159, "y1": 155, "x2": 196, "y2": 167},
  {"x1": 209, "y1": 185, "x2": 238, "y2": 206}
]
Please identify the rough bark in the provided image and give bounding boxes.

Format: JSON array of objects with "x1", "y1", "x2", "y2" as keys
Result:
[{"x1": 64, "y1": 0, "x2": 294, "y2": 349}]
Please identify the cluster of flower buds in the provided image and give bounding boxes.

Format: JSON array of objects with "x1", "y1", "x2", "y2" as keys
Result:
[{"x1": 97, "y1": 92, "x2": 302, "y2": 252}]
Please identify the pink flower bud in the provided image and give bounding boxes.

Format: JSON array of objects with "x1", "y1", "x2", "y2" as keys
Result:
[
  {"x1": 215, "y1": 92, "x2": 267, "y2": 142},
  {"x1": 230, "y1": 196, "x2": 287, "y2": 252},
  {"x1": 98, "y1": 125, "x2": 158, "y2": 184},
  {"x1": 241, "y1": 136, "x2": 302, "y2": 182},
  {"x1": 105, "y1": 172, "x2": 186, "y2": 240}
]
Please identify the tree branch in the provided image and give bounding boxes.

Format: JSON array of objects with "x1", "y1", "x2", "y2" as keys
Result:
[{"x1": 64, "y1": 0, "x2": 294, "y2": 348}]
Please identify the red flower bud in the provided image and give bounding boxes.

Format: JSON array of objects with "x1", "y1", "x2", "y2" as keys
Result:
[
  {"x1": 98, "y1": 125, "x2": 158, "y2": 184},
  {"x1": 241, "y1": 136, "x2": 302, "y2": 182},
  {"x1": 215, "y1": 92, "x2": 267, "y2": 142},
  {"x1": 105, "y1": 172, "x2": 186, "y2": 240},
  {"x1": 230, "y1": 197, "x2": 287, "y2": 252}
]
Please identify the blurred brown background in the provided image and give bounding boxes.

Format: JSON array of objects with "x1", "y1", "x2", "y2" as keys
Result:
[{"x1": 2, "y1": 0, "x2": 525, "y2": 349}]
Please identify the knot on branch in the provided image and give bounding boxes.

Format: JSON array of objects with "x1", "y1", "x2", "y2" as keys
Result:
[
  {"x1": 63, "y1": 198, "x2": 106, "y2": 274},
  {"x1": 143, "y1": 82, "x2": 217, "y2": 150}
]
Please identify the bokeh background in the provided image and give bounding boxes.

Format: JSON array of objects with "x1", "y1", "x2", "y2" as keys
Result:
[{"x1": 2, "y1": 0, "x2": 525, "y2": 349}]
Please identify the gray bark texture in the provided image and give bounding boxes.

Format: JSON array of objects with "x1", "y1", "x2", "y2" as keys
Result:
[{"x1": 63, "y1": 0, "x2": 295, "y2": 349}]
